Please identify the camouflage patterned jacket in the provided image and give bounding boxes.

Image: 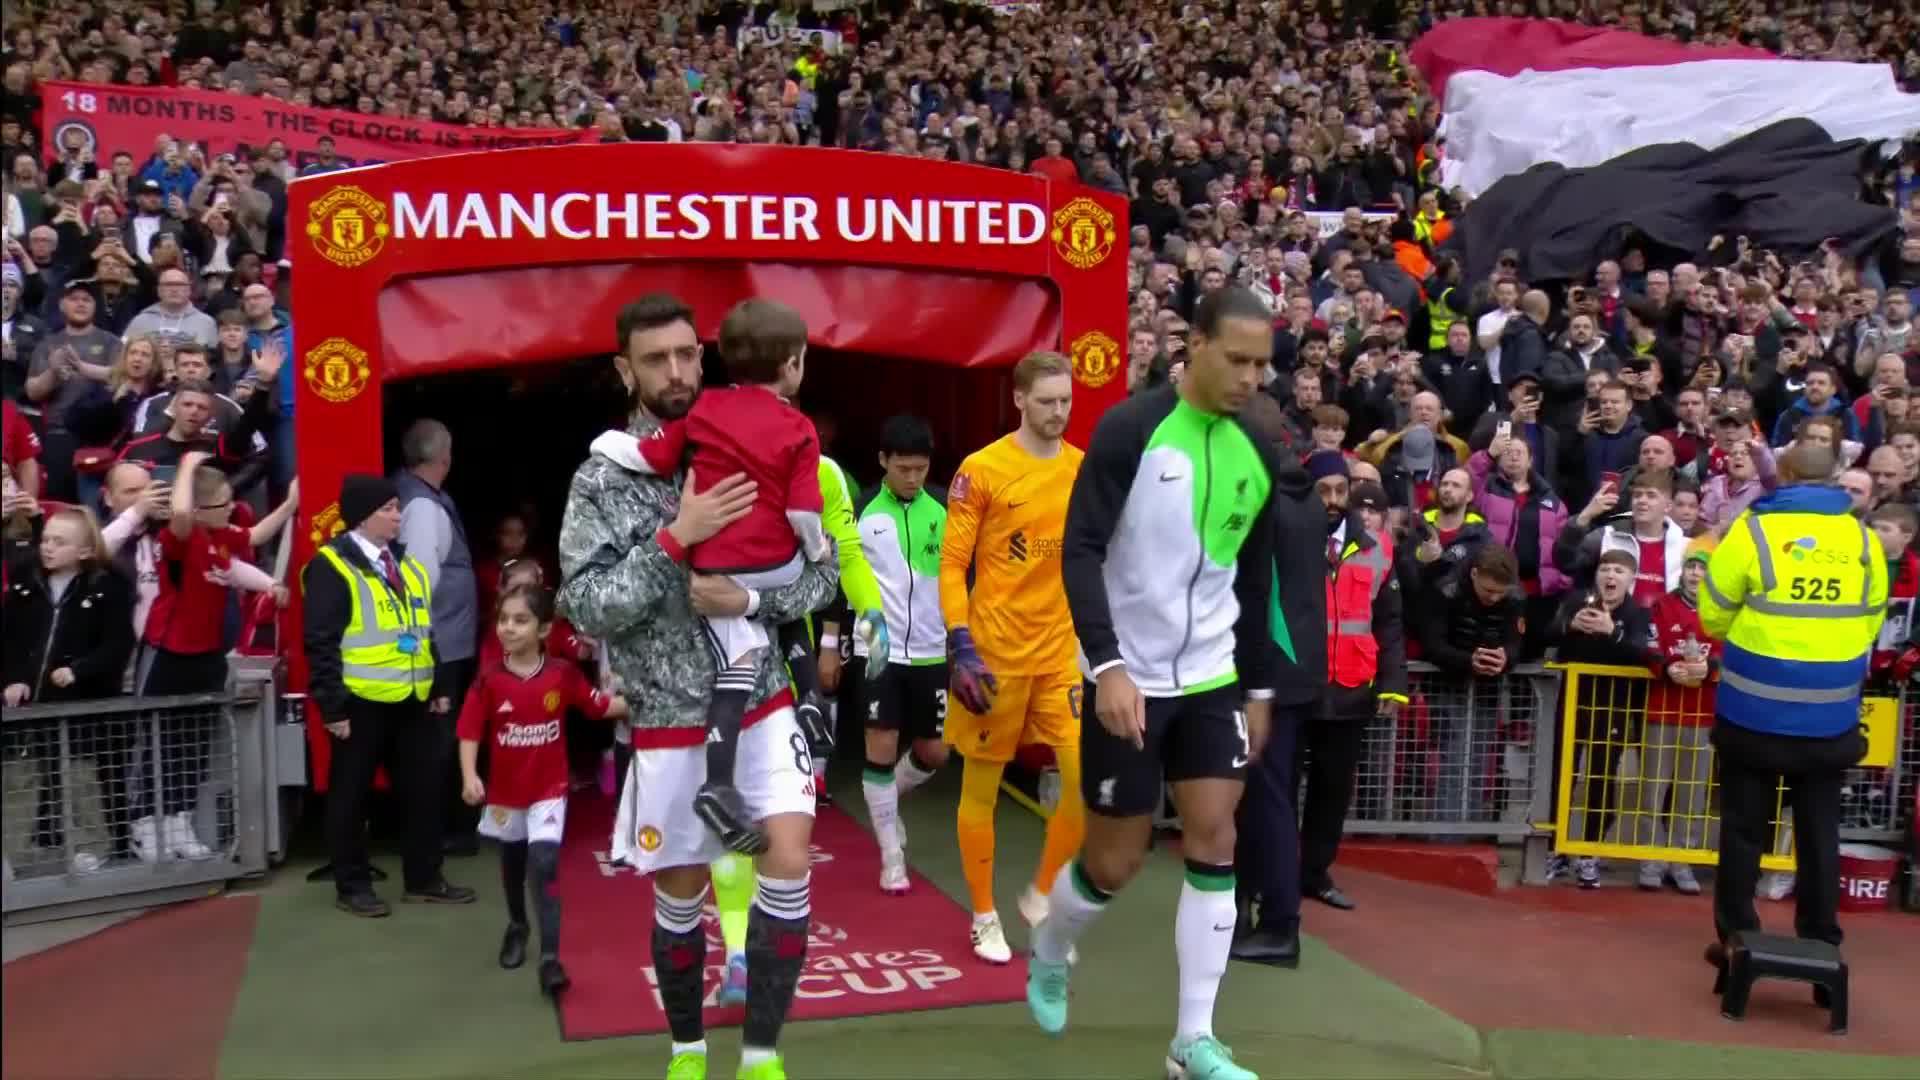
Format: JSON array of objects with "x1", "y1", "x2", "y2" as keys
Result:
[{"x1": 556, "y1": 414, "x2": 839, "y2": 734}]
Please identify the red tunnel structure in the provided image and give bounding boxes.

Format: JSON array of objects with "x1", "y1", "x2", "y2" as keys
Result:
[{"x1": 285, "y1": 143, "x2": 1129, "y2": 784}]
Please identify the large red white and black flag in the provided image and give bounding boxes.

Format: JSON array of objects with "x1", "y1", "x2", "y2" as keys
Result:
[
  {"x1": 1410, "y1": 17, "x2": 1920, "y2": 198},
  {"x1": 1410, "y1": 17, "x2": 1920, "y2": 282}
]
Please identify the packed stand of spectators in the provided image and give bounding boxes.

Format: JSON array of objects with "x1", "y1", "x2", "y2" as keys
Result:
[{"x1": 3, "y1": 0, "x2": 1920, "y2": 885}]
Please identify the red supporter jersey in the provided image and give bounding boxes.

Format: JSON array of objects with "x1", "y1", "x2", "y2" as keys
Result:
[
  {"x1": 1633, "y1": 538, "x2": 1668, "y2": 608},
  {"x1": 2, "y1": 399, "x2": 40, "y2": 470},
  {"x1": 1647, "y1": 592, "x2": 1721, "y2": 727},
  {"x1": 457, "y1": 658, "x2": 611, "y2": 808},
  {"x1": 642, "y1": 385, "x2": 821, "y2": 572},
  {"x1": 146, "y1": 524, "x2": 250, "y2": 654}
]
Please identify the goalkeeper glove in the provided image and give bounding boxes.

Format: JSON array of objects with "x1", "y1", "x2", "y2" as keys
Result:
[
  {"x1": 855, "y1": 610, "x2": 890, "y2": 678},
  {"x1": 949, "y1": 627, "x2": 999, "y2": 714}
]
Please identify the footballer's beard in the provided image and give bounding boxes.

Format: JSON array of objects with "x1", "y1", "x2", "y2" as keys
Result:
[{"x1": 634, "y1": 381, "x2": 697, "y2": 424}]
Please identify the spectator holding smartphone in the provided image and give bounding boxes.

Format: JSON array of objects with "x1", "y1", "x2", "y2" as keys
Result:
[
  {"x1": 130, "y1": 451, "x2": 244, "y2": 863},
  {"x1": 1418, "y1": 544, "x2": 1525, "y2": 822},
  {"x1": 1576, "y1": 380, "x2": 1647, "y2": 507},
  {"x1": 1550, "y1": 547, "x2": 1656, "y2": 888},
  {"x1": 1556, "y1": 467, "x2": 1685, "y2": 605}
]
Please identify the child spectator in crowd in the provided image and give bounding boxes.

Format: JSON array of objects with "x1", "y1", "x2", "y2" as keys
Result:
[
  {"x1": 458, "y1": 584, "x2": 626, "y2": 997},
  {"x1": 3, "y1": 506, "x2": 135, "y2": 872},
  {"x1": 1868, "y1": 502, "x2": 1920, "y2": 681},
  {"x1": 588, "y1": 297, "x2": 835, "y2": 854},
  {"x1": 1639, "y1": 538, "x2": 1722, "y2": 896},
  {"x1": 1552, "y1": 547, "x2": 1655, "y2": 888},
  {"x1": 132, "y1": 451, "x2": 245, "y2": 862}
]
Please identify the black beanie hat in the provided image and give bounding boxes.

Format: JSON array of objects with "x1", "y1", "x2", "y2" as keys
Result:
[{"x1": 340, "y1": 473, "x2": 399, "y2": 531}]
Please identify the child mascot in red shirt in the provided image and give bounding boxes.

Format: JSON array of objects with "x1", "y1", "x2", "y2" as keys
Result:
[{"x1": 459, "y1": 583, "x2": 626, "y2": 995}]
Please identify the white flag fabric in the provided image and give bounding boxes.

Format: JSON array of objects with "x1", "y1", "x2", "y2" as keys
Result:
[{"x1": 1410, "y1": 18, "x2": 1920, "y2": 198}]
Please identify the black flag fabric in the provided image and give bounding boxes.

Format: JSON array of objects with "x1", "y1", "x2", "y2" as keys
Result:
[{"x1": 1447, "y1": 119, "x2": 1904, "y2": 285}]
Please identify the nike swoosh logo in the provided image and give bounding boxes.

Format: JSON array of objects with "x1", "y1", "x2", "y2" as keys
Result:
[
  {"x1": 1159, "y1": 472, "x2": 1180, "y2": 482},
  {"x1": 1008, "y1": 500, "x2": 1028, "y2": 509},
  {"x1": 1212, "y1": 922, "x2": 1235, "y2": 932},
  {"x1": 1231, "y1": 756, "x2": 1249, "y2": 769}
]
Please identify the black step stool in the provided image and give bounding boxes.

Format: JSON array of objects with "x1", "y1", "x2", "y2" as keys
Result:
[{"x1": 1712, "y1": 932, "x2": 1849, "y2": 1034}]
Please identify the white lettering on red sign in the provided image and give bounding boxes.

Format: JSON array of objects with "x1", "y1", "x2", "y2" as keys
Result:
[
  {"x1": 1842, "y1": 875, "x2": 1889, "y2": 900},
  {"x1": 635, "y1": 919, "x2": 964, "y2": 1008},
  {"x1": 390, "y1": 192, "x2": 1045, "y2": 248}
]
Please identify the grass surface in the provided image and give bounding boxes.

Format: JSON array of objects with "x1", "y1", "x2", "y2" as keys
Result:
[{"x1": 215, "y1": 767, "x2": 1918, "y2": 1079}]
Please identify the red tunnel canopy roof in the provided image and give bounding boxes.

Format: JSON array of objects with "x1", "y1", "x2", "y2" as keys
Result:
[{"x1": 377, "y1": 261, "x2": 1061, "y2": 379}]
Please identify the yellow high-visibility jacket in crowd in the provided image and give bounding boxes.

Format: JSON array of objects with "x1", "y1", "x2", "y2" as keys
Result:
[{"x1": 1699, "y1": 484, "x2": 1885, "y2": 738}]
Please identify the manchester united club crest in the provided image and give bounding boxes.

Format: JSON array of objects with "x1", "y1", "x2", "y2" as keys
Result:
[
  {"x1": 1050, "y1": 197, "x2": 1117, "y2": 271},
  {"x1": 542, "y1": 690, "x2": 562, "y2": 713},
  {"x1": 637, "y1": 825, "x2": 663, "y2": 853},
  {"x1": 306, "y1": 185, "x2": 390, "y2": 268},
  {"x1": 1069, "y1": 330, "x2": 1122, "y2": 389},
  {"x1": 308, "y1": 501, "x2": 346, "y2": 547},
  {"x1": 302, "y1": 337, "x2": 372, "y2": 404}
]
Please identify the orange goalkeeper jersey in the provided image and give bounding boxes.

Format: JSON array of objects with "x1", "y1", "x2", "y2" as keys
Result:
[{"x1": 939, "y1": 433, "x2": 1083, "y2": 675}]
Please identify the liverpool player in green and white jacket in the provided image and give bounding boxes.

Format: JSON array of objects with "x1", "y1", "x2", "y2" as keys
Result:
[
  {"x1": 1029, "y1": 287, "x2": 1314, "y2": 1080},
  {"x1": 851, "y1": 414, "x2": 952, "y2": 894}
]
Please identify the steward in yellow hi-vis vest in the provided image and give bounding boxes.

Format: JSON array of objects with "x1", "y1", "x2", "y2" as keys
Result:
[
  {"x1": 1699, "y1": 468, "x2": 1885, "y2": 738},
  {"x1": 302, "y1": 473, "x2": 472, "y2": 915},
  {"x1": 1695, "y1": 444, "x2": 1877, "y2": 950}
]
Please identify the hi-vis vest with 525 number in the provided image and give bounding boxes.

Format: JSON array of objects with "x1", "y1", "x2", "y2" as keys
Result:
[
  {"x1": 314, "y1": 543, "x2": 435, "y2": 703},
  {"x1": 1327, "y1": 531, "x2": 1392, "y2": 689},
  {"x1": 1698, "y1": 485, "x2": 1886, "y2": 738}
]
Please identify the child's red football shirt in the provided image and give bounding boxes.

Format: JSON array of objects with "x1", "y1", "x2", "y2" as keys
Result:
[{"x1": 457, "y1": 658, "x2": 611, "y2": 808}]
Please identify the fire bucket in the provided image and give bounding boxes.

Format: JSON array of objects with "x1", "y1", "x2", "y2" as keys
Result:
[{"x1": 1837, "y1": 843, "x2": 1897, "y2": 913}]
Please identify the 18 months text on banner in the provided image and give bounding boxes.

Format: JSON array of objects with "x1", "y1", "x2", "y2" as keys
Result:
[{"x1": 41, "y1": 81, "x2": 591, "y2": 171}]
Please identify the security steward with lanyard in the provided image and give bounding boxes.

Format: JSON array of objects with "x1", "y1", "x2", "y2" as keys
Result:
[
  {"x1": 304, "y1": 474, "x2": 475, "y2": 917},
  {"x1": 1698, "y1": 443, "x2": 1883, "y2": 962},
  {"x1": 1302, "y1": 457, "x2": 1407, "y2": 914}
]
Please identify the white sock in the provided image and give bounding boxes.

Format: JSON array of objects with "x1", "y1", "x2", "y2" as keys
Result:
[
  {"x1": 753, "y1": 872, "x2": 811, "y2": 922},
  {"x1": 1173, "y1": 865, "x2": 1236, "y2": 1041},
  {"x1": 671, "y1": 1040, "x2": 707, "y2": 1058},
  {"x1": 862, "y1": 765, "x2": 902, "y2": 854},
  {"x1": 895, "y1": 750, "x2": 937, "y2": 795},
  {"x1": 1033, "y1": 859, "x2": 1109, "y2": 965},
  {"x1": 741, "y1": 1046, "x2": 777, "y2": 1066},
  {"x1": 655, "y1": 885, "x2": 708, "y2": 935}
]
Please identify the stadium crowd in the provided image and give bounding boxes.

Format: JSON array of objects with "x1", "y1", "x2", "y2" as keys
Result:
[{"x1": 2, "y1": 0, "x2": 1917, "y2": 914}]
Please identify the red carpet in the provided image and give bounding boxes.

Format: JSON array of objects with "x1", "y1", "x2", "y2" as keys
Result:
[{"x1": 554, "y1": 794, "x2": 1027, "y2": 1041}]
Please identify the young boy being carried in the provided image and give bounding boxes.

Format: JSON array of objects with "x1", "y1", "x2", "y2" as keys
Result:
[{"x1": 589, "y1": 298, "x2": 850, "y2": 854}]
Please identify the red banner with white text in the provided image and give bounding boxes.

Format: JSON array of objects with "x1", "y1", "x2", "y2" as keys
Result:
[{"x1": 40, "y1": 81, "x2": 592, "y2": 172}]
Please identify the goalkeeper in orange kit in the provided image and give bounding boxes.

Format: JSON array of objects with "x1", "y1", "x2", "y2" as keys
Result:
[{"x1": 940, "y1": 350, "x2": 1087, "y2": 966}]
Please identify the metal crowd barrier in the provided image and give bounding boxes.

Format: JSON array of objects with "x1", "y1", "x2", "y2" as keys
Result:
[
  {"x1": 1549, "y1": 663, "x2": 1914, "y2": 873},
  {"x1": 1348, "y1": 661, "x2": 1560, "y2": 834},
  {"x1": 1, "y1": 673, "x2": 275, "y2": 926}
]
